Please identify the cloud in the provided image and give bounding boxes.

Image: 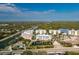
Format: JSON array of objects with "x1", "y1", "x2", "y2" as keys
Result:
[
  {"x1": 0, "y1": 4, "x2": 79, "y2": 21},
  {"x1": 22, "y1": 9, "x2": 56, "y2": 15},
  {"x1": 0, "y1": 3, "x2": 21, "y2": 15},
  {"x1": 23, "y1": 10, "x2": 79, "y2": 21}
]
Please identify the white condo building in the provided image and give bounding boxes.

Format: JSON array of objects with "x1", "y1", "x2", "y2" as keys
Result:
[
  {"x1": 68, "y1": 29, "x2": 76, "y2": 36},
  {"x1": 35, "y1": 29, "x2": 46, "y2": 34},
  {"x1": 49, "y1": 30, "x2": 61, "y2": 35},
  {"x1": 76, "y1": 30, "x2": 79, "y2": 36},
  {"x1": 21, "y1": 30, "x2": 33, "y2": 40},
  {"x1": 36, "y1": 34, "x2": 52, "y2": 40},
  {"x1": 21, "y1": 29, "x2": 79, "y2": 41}
]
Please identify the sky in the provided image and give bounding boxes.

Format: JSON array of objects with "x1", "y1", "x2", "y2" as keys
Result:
[{"x1": 0, "y1": 3, "x2": 79, "y2": 22}]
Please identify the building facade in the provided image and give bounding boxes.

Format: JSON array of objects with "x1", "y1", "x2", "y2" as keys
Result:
[
  {"x1": 35, "y1": 29, "x2": 47, "y2": 34},
  {"x1": 21, "y1": 30, "x2": 33, "y2": 40},
  {"x1": 36, "y1": 34, "x2": 52, "y2": 40},
  {"x1": 49, "y1": 30, "x2": 61, "y2": 35},
  {"x1": 68, "y1": 29, "x2": 76, "y2": 36}
]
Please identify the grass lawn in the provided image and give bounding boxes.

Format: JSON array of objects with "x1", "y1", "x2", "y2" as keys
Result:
[{"x1": 65, "y1": 51, "x2": 79, "y2": 55}]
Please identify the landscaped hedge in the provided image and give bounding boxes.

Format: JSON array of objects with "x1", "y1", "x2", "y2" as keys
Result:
[
  {"x1": 65, "y1": 51, "x2": 79, "y2": 55},
  {"x1": 31, "y1": 41, "x2": 52, "y2": 46},
  {"x1": 26, "y1": 45, "x2": 54, "y2": 49}
]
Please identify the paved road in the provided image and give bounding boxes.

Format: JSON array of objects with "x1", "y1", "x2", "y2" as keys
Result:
[
  {"x1": 0, "y1": 26, "x2": 38, "y2": 42},
  {"x1": 27, "y1": 47, "x2": 79, "y2": 53},
  {"x1": 0, "y1": 31, "x2": 21, "y2": 42}
]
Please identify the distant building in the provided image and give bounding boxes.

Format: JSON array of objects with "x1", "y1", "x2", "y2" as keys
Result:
[
  {"x1": 36, "y1": 34, "x2": 52, "y2": 40},
  {"x1": 49, "y1": 30, "x2": 60, "y2": 35},
  {"x1": 59, "y1": 29, "x2": 69, "y2": 34},
  {"x1": 62, "y1": 33, "x2": 67, "y2": 35},
  {"x1": 21, "y1": 30, "x2": 33, "y2": 40},
  {"x1": 35, "y1": 29, "x2": 46, "y2": 34},
  {"x1": 23, "y1": 30, "x2": 34, "y2": 34},
  {"x1": 68, "y1": 29, "x2": 76, "y2": 36},
  {"x1": 76, "y1": 30, "x2": 79, "y2": 36}
]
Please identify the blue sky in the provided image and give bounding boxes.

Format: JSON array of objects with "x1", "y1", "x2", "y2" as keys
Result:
[{"x1": 0, "y1": 3, "x2": 79, "y2": 22}]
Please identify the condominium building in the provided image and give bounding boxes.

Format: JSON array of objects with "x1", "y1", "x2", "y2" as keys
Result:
[
  {"x1": 21, "y1": 30, "x2": 33, "y2": 40},
  {"x1": 36, "y1": 34, "x2": 52, "y2": 40},
  {"x1": 76, "y1": 30, "x2": 79, "y2": 36},
  {"x1": 59, "y1": 29, "x2": 69, "y2": 34},
  {"x1": 35, "y1": 29, "x2": 46, "y2": 34},
  {"x1": 23, "y1": 30, "x2": 34, "y2": 34},
  {"x1": 49, "y1": 30, "x2": 61, "y2": 35},
  {"x1": 68, "y1": 29, "x2": 76, "y2": 36}
]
